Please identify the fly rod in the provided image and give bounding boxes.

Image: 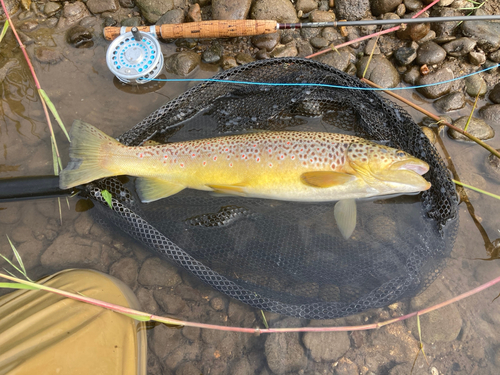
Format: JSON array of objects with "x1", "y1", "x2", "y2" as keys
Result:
[
  {"x1": 0, "y1": 176, "x2": 77, "y2": 202},
  {"x1": 103, "y1": 15, "x2": 500, "y2": 41}
]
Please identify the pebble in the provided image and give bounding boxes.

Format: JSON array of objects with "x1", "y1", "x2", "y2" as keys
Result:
[
  {"x1": 310, "y1": 36, "x2": 330, "y2": 49},
  {"x1": 302, "y1": 329, "x2": 351, "y2": 362},
  {"x1": 265, "y1": 318, "x2": 308, "y2": 374},
  {"x1": 19, "y1": 20, "x2": 38, "y2": 32},
  {"x1": 465, "y1": 74, "x2": 487, "y2": 97},
  {"x1": 300, "y1": 26, "x2": 321, "y2": 40},
  {"x1": 296, "y1": 39, "x2": 313, "y2": 57},
  {"x1": 420, "y1": 126, "x2": 436, "y2": 144},
  {"x1": 135, "y1": 0, "x2": 174, "y2": 24},
  {"x1": 66, "y1": 25, "x2": 94, "y2": 48},
  {"x1": 86, "y1": 0, "x2": 119, "y2": 14},
  {"x1": 396, "y1": 11, "x2": 430, "y2": 41},
  {"x1": 315, "y1": 48, "x2": 352, "y2": 72},
  {"x1": 295, "y1": 0, "x2": 318, "y2": 13},
  {"x1": 395, "y1": 3, "x2": 405, "y2": 17},
  {"x1": 34, "y1": 47, "x2": 63, "y2": 64},
  {"x1": 202, "y1": 43, "x2": 223, "y2": 64},
  {"x1": 335, "y1": 357, "x2": 359, "y2": 375},
  {"x1": 322, "y1": 27, "x2": 342, "y2": 42},
  {"x1": 235, "y1": 51, "x2": 255, "y2": 64},
  {"x1": 356, "y1": 54, "x2": 400, "y2": 88},
  {"x1": 486, "y1": 149, "x2": 500, "y2": 177},
  {"x1": 187, "y1": 3, "x2": 202, "y2": 22},
  {"x1": 448, "y1": 116, "x2": 494, "y2": 142},
  {"x1": 212, "y1": 0, "x2": 252, "y2": 20},
  {"x1": 251, "y1": 32, "x2": 280, "y2": 52},
  {"x1": 394, "y1": 46, "x2": 417, "y2": 65},
  {"x1": 156, "y1": 9, "x2": 184, "y2": 25},
  {"x1": 256, "y1": 49, "x2": 270, "y2": 59},
  {"x1": 335, "y1": 0, "x2": 370, "y2": 20},
  {"x1": 433, "y1": 92, "x2": 465, "y2": 112},
  {"x1": 403, "y1": 65, "x2": 420, "y2": 85},
  {"x1": 109, "y1": 257, "x2": 138, "y2": 289},
  {"x1": 404, "y1": 0, "x2": 423, "y2": 12},
  {"x1": 57, "y1": 1, "x2": 91, "y2": 29},
  {"x1": 462, "y1": 20, "x2": 500, "y2": 53},
  {"x1": 119, "y1": 0, "x2": 135, "y2": 8},
  {"x1": 489, "y1": 50, "x2": 500, "y2": 63},
  {"x1": 0, "y1": 204, "x2": 21, "y2": 224},
  {"x1": 417, "y1": 67, "x2": 453, "y2": 99},
  {"x1": 270, "y1": 43, "x2": 298, "y2": 58},
  {"x1": 153, "y1": 289, "x2": 187, "y2": 314},
  {"x1": 135, "y1": 287, "x2": 160, "y2": 314},
  {"x1": 209, "y1": 296, "x2": 226, "y2": 311},
  {"x1": 43, "y1": 2, "x2": 62, "y2": 17},
  {"x1": 250, "y1": 0, "x2": 299, "y2": 23},
  {"x1": 370, "y1": 0, "x2": 403, "y2": 16},
  {"x1": 431, "y1": 7, "x2": 461, "y2": 38},
  {"x1": 442, "y1": 37, "x2": 476, "y2": 57},
  {"x1": 164, "y1": 51, "x2": 201, "y2": 76},
  {"x1": 406, "y1": 281, "x2": 462, "y2": 342},
  {"x1": 479, "y1": 104, "x2": 500, "y2": 125},
  {"x1": 137, "y1": 257, "x2": 182, "y2": 287},
  {"x1": 309, "y1": 9, "x2": 335, "y2": 22},
  {"x1": 416, "y1": 41, "x2": 446, "y2": 65},
  {"x1": 120, "y1": 17, "x2": 141, "y2": 26},
  {"x1": 221, "y1": 55, "x2": 237, "y2": 70},
  {"x1": 364, "y1": 39, "x2": 380, "y2": 55},
  {"x1": 469, "y1": 51, "x2": 486, "y2": 66},
  {"x1": 489, "y1": 83, "x2": 500, "y2": 104},
  {"x1": 0, "y1": 0, "x2": 19, "y2": 20}
]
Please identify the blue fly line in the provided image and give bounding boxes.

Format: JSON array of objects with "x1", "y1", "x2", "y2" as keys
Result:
[{"x1": 145, "y1": 62, "x2": 500, "y2": 91}]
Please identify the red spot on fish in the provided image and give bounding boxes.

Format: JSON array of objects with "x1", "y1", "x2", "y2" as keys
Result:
[
  {"x1": 203, "y1": 161, "x2": 206, "y2": 166},
  {"x1": 310, "y1": 158, "x2": 313, "y2": 162},
  {"x1": 269, "y1": 163, "x2": 273, "y2": 167},
  {"x1": 180, "y1": 163, "x2": 184, "y2": 168},
  {"x1": 256, "y1": 157, "x2": 260, "y2": 162},
  {"x1": 192, "y1": 153, "x2": 196, "y2": 157},
  {"x1": 280, "y1": 155, "x2": 284, "y2": 159},
  {"x1": 229, "y1": 163, "x2": 233, "y2": 167},
  {"x1": 291, "y1": 155, "x2": 295, "y2": 160},
  {"x1": 241, "y1": 154, "x2": 245, "y2": 158},
  {"x1": 268, "y1": 149, "x2": 272, "y2": 153},
  {"x1": 225, "y1": 148, "x2": 229, "y2": 152},
  {"x1": 213, "y1": 156, "x2": 217, "y2": 161},
  {"x1": 139, "y1": 153, "x2": 143, "y2": 158},
  {"x1": 164, "y1": 155, "x2": 168, "y2": 159},
  {"x1": 287, "y1": 141, "x2": 290, "y2": 145}
]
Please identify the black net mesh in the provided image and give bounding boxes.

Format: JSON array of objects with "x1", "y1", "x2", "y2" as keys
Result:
[{"x1": 83, "y1": 58, "x2": 458, "y2": 319}]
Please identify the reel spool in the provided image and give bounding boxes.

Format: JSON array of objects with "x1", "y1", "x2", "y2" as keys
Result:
[{"x1": 106, "y1": 26, "x2": 163, "y2": 85}]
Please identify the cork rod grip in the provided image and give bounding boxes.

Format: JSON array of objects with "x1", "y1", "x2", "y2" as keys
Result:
[{"x1": 103, "y1": 20, "x2": 278, "y2": 41}]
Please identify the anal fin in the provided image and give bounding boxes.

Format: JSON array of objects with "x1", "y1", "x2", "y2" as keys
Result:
[
  {"x1": 136, "y1": 177, "x2": 185, "y2": 203},
  {"x1": 334, "y1": 199, "x2": 357, "y2": 239}
]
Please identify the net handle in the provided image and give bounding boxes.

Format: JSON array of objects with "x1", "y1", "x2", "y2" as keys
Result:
[{"x1": 103, "y1": 20, "x2": 278, "y2": 41}]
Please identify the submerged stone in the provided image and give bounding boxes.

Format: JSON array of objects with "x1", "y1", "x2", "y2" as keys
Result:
[
  {"x1": 417, "y1": 68, "x2": 453, "y2": 99},
  {"x1": 66, "y1": 25, "x2": 94, "y2": 48},
  {"x1": 357, "y1": 54, "x2": 400, "y2": 88},
  {"x1": 251, "y1": 0, "x2": 299, "y2": 23},
  {"x1": 34, "y1": 47, "x2": 63, "y2": 64},
  {"x1": 164, "y1": 51, "x2": 201, "y2": 76},
  {"x1": 465, "y1": 74, "x2": 487, "y2": 97},
  {"x1": 448, "y1": 116, "x2": 494, "y2": 142},
  {"x1": 433, "y1": 92, "x2": 465, "y2": 112},
  {"x1": 416, "y1": 41, "x2": 446, "y2": 65}
]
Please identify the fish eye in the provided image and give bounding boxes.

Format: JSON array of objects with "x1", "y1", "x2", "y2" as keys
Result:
[{"x1": 395, "y1": 150, "x2": 406, "y2": 157}]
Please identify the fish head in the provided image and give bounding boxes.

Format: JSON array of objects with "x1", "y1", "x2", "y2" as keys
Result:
[{"x1": 347, "y1": 142, "x2": 431, "y2": 194}]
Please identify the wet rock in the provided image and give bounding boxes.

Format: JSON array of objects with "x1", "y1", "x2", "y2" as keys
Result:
[
  {"x1": 251, "y1": 32, "x2": 280, "y2": 51},
  {"x1": 212, "y1": 0, "x2": 251, "y2": 19},
  {"x1": 181, "y1": 326, "x2": 200, "y2": 342},
  {"x1": 371, "y1": 0, "x2": 402, "y2": 16},
  {"x1": 221, "y1": 55, "x2": 237, "y2": 70},
  {"x1": 251, "y1": 0, "x2": 299, "y2": 23},
  {"x1": 202, "y1": 43, "x2": 223, "y2": 64},
  {"x1": 357, "y1": 54, "x2": 400, "y2": 88},
  {"x1": 389, "y1": 363, "x2": 428, "y2": 375},
  {"x1": 489, "y1": 83, "x2": 500, "y2": 104},
  {"x1": 404, "y1": 65, "x2": 420, "y2": 85},
  {"x1": 310, "y1": 37, "x2": 330, "y2": 49},
  {"x1": 300, "y1": 26, "x2": 321, "y2": 40},
  {"x1": 433, "y1": 92, "x2": 465, "y2": 112},
  {"x1": 151, "y1": 323, "x2": 183, "y2": 360},
  {"x1": 394, "y1": 46, "x2": 417, "y2": 65},
  {"x1": 420, "y1": 126, "x2": 436, "y2": 144},
  {"x1": 364, "y1": 39, "x2": 380, "y2": 55},
  {"x1": 486, "y1": 150, "x2": 500, "y2": 177},
  {"x1": 164, "y1": 51, "x2": 200, "y2": 76},
  {"x1": 416, "y1": 41, "x2": 446, "y2": 65},
  {"x1": 322, "y1": 27, "x2": 342, "y2": 42},
  {"x1": 465, "y1": 74, "x2": 487, "y2": 97},
  {"x1": 34, "y1": 46, "x2": 62, "y2": 64},
  {"x1": 335, "y1": 0, "x2": 370, "y2": 20},
  {"x1": 156, "y1": 9, "x2": 184, "y2": 24},
  {"x1": 417, "y1": 67, "x2": 453, "y2": 99},
  {"x1": 109, "y1": 257, "x2": 138, "y2": 289},
  {"x1": 303, "y1": 329, "x2": 350, "y2": 362},
  {"x1": 442, "y1": 37, "x2": 476, "y2": 57},
  {"x1": 17, "y1": 239, "x2": 45, "y2": 270},
  {"x1": 135, "y1": 287, "x2": 160, "y2": 314},
  {"x1": 469, "y1": 51, "x2": 486, "y2": 66},
  {"x1": 265, "y1": 318, "x2": 308, "y2": 374},
  {"x1": 270, "y1": 43, "x2": 298, "y2": 58},
  {"x1": 296, "y1": 0, "x2": 318, "y2": 13},
  {"x1": 489, "y1": 49, "x2": 500, "y2": 63},
  {"x1": 187, "y1": 3, "x2": 201, "y2": 22},
  {"x1": 121, "y1": 17, "x2": 141, "y2": 26},
  {"x1": 404, "y1": 0, "x2": 423, "y2": 12},
  {"x1": 57, "y1": 1, "x2": 91, "y2": 29},
  {"x1": 256, "y1": 49, "x2": 270, "y2": 59},
  {"x1": 119, "y1": 0, "x2": 135, "y2": 8},
  {"x1": 135, "y1": 0, "x2": 174, "y2": 24},
  {"x1": 396, "y1": 11, "x2": 430, "y2": 41},
  {"x1": 209, "y1": 296, "x2": 226, "y2": 311},
  {"x1": 0, "y1": 0, "x2": 19, "y2": 21},
  {"x1": 406, "y1": 281, "x2": 462, "y2": 342},
  {"x1": 448, "y1": 116, "x2": 494, "y2": 142},
  {"x1": 45, "y1": 17, "x2": 58, "y2": 28},
  {"x1": 66, "y1": 25, "x2": 93, "y2": 48},
  {"x1": 462, "y1": 20, "x2": 500, "y2": 53},
  {"x1": 315, "y1": 48, "x2": 352, "y2": 72},
  {"x1": 396, "y1": 3, "x2": 405, "y2": 17},
  {"x1": 479, "y1": 104, "x2": 500, "y2": 125},
  {"x1": 43, "y1": 2, "x2": 61, "y2": 17},
  {"x1": 431, "y1": 8, "x2": 461, "y2": 38},
  {"x1": 309, "y1": 9, "x2": 335, "y2": 22},
  {"x1": 235, "y1": 51, "x2": 255, "y2": 64},
  {"x1": 19, "y1": 20, "x2": 38, "y2": 32},
  {"x1": 334, "y1": 358, "x2": 359, "y2": 375},
  {"x1": 0, "y1": 60, "x2": 17, "y2": 83},
  {"x1": 153, "y1": 289, "x2": 187, "y2": 315},
  {"x1": 86, "y1": 0, "x2": 119, "y2": 14},
  {"x1": 138, "y1": 257, "x2": 182, "y2": 287}
]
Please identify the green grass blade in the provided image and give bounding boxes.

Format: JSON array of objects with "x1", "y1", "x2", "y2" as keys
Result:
[
  {"x1": 38, "y1": 89, "x2": 70, "y2": 141},
  {"x1": 101, "y1": 190, "x2": 113, "y2": 209},
  {"x1": 0, "y1": 20, "x2": 9, "y2": 43},
  {"x1": 120, "y1": 312, "x2": 152, "y2": 322},
  {"x1": 0, "y1": 282, "x2": 38, "y2": 290},
  {"x1": 453, "y1": 179, "x2": 500, "y2": 200},
  {"x1": 6, "y1": 235, "x2": 32, "y2": 281},
  {"x1": 260, "y1": 310, "x2": 269, "y2": 329},
  {"x1": 50, "y1": 137, "x2": 59, "y2": 175}
]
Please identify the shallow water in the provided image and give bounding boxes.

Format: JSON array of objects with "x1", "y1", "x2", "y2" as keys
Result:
[{"x1": 1, "y1": 25, "x2": 500, "y2": 375}]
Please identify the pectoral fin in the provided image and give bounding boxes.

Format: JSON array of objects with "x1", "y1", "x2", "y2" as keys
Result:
[
  {"x1": 300, "y1": 171, "x2": 355, "y2": 188},
  {"x1": 136, "y1": 177, "x2": 185, "y2": 203},
  {"x1": 206, "y1": 183, "x2": 247, "y2": 197},
  {"x1": 334, "y1": 199, "x2": 357, "y2": 239}
]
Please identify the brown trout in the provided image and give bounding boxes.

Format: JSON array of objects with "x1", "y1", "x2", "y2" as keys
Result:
[{"x1": 60, "y1": 120, "x2": 431, "y2": 239}]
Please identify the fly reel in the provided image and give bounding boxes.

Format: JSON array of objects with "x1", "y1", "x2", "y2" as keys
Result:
[{"x1": 106, "y1": 26, "x2": 163, "y2": 85}]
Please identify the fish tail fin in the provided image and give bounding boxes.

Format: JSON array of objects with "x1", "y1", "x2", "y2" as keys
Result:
[{"x1": 59, "y1": 120, "x2": 121, "y2": 189}]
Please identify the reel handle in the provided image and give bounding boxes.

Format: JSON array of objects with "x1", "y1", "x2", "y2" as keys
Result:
[{"x1": 103, "y1": 20, "x2": 278, "y2": 41}]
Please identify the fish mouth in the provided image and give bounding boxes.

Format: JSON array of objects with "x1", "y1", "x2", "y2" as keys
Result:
[{"x1": 389, "y1": 159, "x2": 430, "y2": 175}]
